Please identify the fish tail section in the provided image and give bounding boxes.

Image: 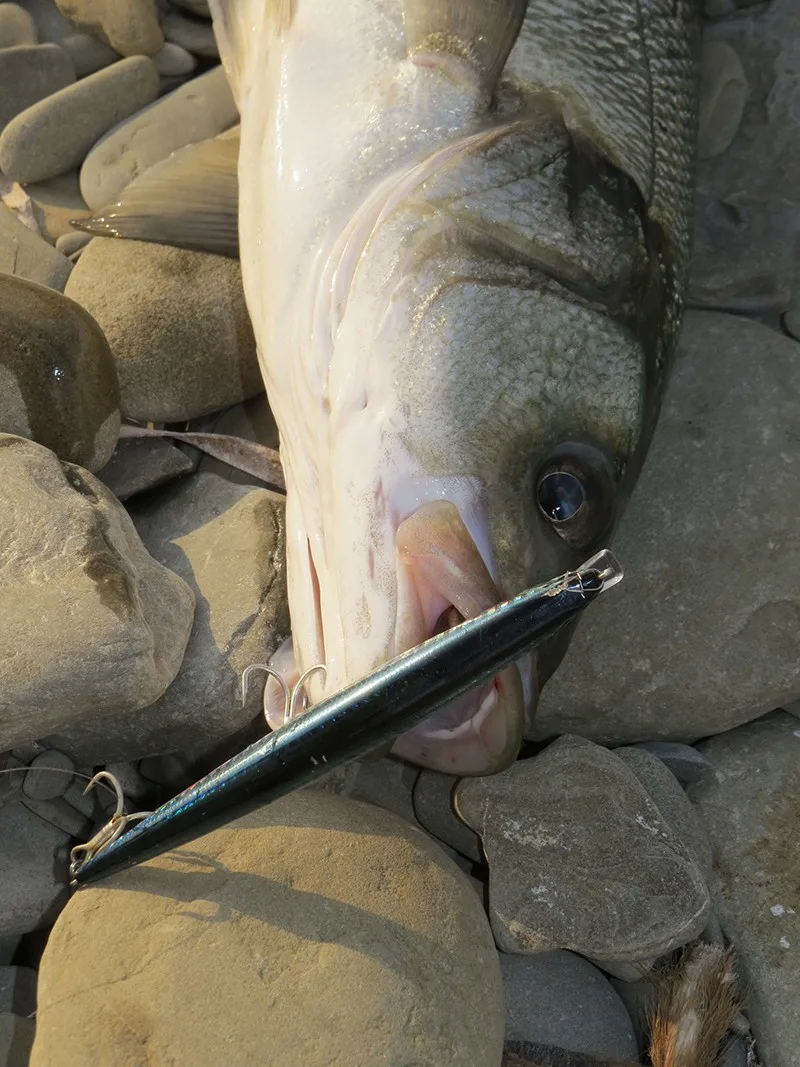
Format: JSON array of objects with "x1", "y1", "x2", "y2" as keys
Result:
[{"x1": 403, "y1": 0, "x2": 528, "y2": 96}]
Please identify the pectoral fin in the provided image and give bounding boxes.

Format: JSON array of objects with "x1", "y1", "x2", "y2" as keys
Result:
[{"x1": 72, "y1": 136, "x2": 240, "y2": 258}]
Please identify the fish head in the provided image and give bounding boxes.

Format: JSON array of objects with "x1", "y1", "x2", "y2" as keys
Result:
[
  {"x1": 213, "y1": 0, "x2": 687, "y2": 776},
  {"x1": 268, "y1": 109, "x2": 662, "y2": 778}
]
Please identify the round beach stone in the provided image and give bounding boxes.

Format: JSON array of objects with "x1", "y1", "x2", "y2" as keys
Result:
[
  {"x1": 0, "y1": 54, "x2": 159, "y2": 183},
  {"x1": 0, "y1": 43, "x2": 74, "y2": 131},
  {"x1": 0, "y1": 4, "x2": 37, "y2": 47},
  {"x1": 0, "y1": 274, "x2": 119, "y2": 469},
  {"x1": 22, "y1": 170, "x2": 91, "y2": 244},
  {"x1": 161, "y1": 9, "x2": 217, "y2": 57},
  {"x1": 0, "y1": 202, "x2": 72, "y2": 289},
  {"x1": 152, "y1": 40, "x2": 194, "y2": 76},
  {"x1": 697, "y1": 41, "x2": 748, "y2": 160},
  {"x1": 22, "y1": 750, "x2": 74, "y2": 800},
  {"x1": 65, "y1": 237, "x2": 262, "y2": 422},
  {"x1": 59, "y1": 31, "x2": 117, "y2": 76},
  {"x1": 79, "y1": 64, "x2": 237, "y2": 208},
  {"x1": 53, "y1": 0, "x2": 162, "y2": 56},
  {"x1": 15, "y1": 0, "x2": 72, "y2": 43},
  {"x1": 31, "y1": 791, "x2": 505, "y2": 1067},
  {"x1": 0, "y1": 434, "x2": 195, "y2": 752}
]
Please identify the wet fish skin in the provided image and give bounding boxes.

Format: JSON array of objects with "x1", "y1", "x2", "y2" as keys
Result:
[{"x1": 205, "y1": 0, "x2": 698, "y2": 775}]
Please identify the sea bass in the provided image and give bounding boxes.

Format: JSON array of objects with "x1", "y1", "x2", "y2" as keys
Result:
[{"x1": 198, "y1": 0, "x2": 698, "y2": 775}]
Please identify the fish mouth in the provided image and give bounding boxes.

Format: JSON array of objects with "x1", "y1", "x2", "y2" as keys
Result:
[{"x1": 388, "y1": 499, "x2": 525, "y2": 775}]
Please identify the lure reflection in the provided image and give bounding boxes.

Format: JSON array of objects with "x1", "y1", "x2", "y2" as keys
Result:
[{"x1": 71, "y1": 550, "x2": 623, "y2": 886}]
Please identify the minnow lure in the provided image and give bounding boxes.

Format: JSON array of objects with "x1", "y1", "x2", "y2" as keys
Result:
[{"x1": 71, "y1": 549, "x2": 622, "y2": 886}]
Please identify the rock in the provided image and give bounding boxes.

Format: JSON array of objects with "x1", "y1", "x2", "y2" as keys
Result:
[
  {"x1": 455, "y1": 736, "x2": 710, "y2": 964},
  {"x1": 169, "y1": 0, "x2": 209, "y2": 15},
  {"x1": 59, "y1": 31, "x2": 117, "y2": 76},
  {"x1": 79, "y1": 65, "x2": 237, "y2": 209},
  {"x1": 633, "y1": 741, "x2": 715, "y2": 786},
  {"x1": 31, "y1": 790, "x2": 505, "y2": 1067},
  {"x1": 0, "y1": 43, "x2": 74, "y2": 131},
  {"x1": 44, "y1": 473, "x2": 288, "y2": 762},
  {"x1": 97, "y1": 436, "x2": 195, "y2": 501},
  {"x1": 54, "y1": 229, "x2": 89, "y2": 257},
  {"x1": 16, "y1": 0, "x2": 71, "y2": 43},
  {"x1": 102, "y1": 760, "x2": 151, "y2": 804},
  {"x1": 161, "y1": 10, "x2": 216, "y2": 56},
  {"x1": 0, "y1": 203, "x2": 71, "y2": 289},
  {"x1": 688, "y1": 192, "x2": 796, "y2": 313},
  {"x1": 0, "y1": 4, "x2": 37, "y2": 47},
  {"x1": 23, "y1": 750, "x2": 74, "y2": 800},
  {"x1": 692, "y1": 0, "x2": 800, "y2": 312},
  {"x1": 0, "y1": 966, "x2": 36, "y2": 1016},
  {"x1": 705, "y1": 0, "x2": 764, "y2": 15},
  {"x1": 0, "y1": 55, "x2": 159, "y2": 183},
  {"x1": 152, "y1": 39, "x2": 194, "y2": 76},
  {"x1": 535, "y1": 313, "x2": 800, "y2": 745},
  {"x1": 344, "y1": 757, "x2": 420, "y2": 824},
  {"x1": 690, "y1": 712, "x2": 800, "y2": 1067},
  {"x1": 697, "y1": 41, "x2": 748, "y2": 160},
  {"x1": 53, "y1": 0, "x2": 162, "y2": 56},
  {"x1": 137, "y1": 752, "x2": 193, "y2": 788},
  {"x1": 0, "y1": 435, "x2": 194, "y2": 752},
  {"x1": 23, "y1": 171, "x2": 91, "y2": 244},
  {"x1": 65, "y1": 238, "x2": 262, "y2": 422},
  {"x1": 0, "y1": 799, "x2": 69, "y2": 938},
  {"x1": 500, "y1": 951, "x2": 638, "y2": 1060},
  {"x1": 413, "y1": 770, "x2": 483, "y2": 862},
  {"x1": 0, "y1": 1013, "x2": 36, "y2": 1065},
  {"x1": 614, "y1": 747, "x2": 713, "y2": 880},
  {"x1": 0, "y1": 274, "x2": 120, "y2": 470}
]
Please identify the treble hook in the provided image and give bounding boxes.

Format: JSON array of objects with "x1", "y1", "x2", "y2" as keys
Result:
[
  {"x1": 241, "y1": 662, "x2": 327, "y2": 725},
  {"x1": 69, "y1": 771, "x2": 152, "y2": 884}
]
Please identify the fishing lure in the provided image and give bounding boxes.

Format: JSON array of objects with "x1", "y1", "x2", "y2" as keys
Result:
[{"x1": 71, "y1": 549, "x2": 622, "y2": 886}]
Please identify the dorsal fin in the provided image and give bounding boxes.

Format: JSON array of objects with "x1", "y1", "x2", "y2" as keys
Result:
[{"x1": 403, "y1": 0, "x2": 528, "y2": 96}]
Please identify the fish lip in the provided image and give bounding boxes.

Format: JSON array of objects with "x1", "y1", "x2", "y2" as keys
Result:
[{"x1": 388, "y1": 488, "x2": 528, "y2": 773}]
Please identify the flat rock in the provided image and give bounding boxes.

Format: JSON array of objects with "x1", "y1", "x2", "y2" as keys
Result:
[
  {"x1": 23, "y1": 170, "x2": 91, "y2": 244},
  {"x1": 0, "y1": 1012, "x2": 36, "y2": 1065},
  {"x1": 535, "y1": 313, "x2": 800, "y2": 745},
  {"x1": 500, "y1": 950, "x2": 638, "y2": 1060},
  {"x1": 691, "y1": 0, "x2": 800, "y2": 313},
  {"x1": 455, "y1": 736, "x2": 709, "y2": 963},
  {"x1": 697, "y1": 40, "x2": 748, "y2": 160},
  {"x1": 22, "y1": 750, "x2": 74, "y2": 800},
  {"x1": 0, "y1": 966, "x2": 37, "y2": 1016},
  {"x1": 0, "y1": 4, "x2": 37, "y2": 46},
  {"x1": 161, "y1": 9, "x2": 215, "y2": 56},
  {"x1": 0, "y1": 799, "x2": 69, "y2": 938},
  {"x1": 169, "y1": 0, "x2": 209, "y2": 15},
  {"x1": 0, "y1": 435, "x2": 194, "y2": 752},
  {"x1": 0, "y1": 54, "x2": 159, "y2": 183},
  {"x1": 54, "y1": 229, "x2": 89, "y2": 257},
  {"x1": 0, "y1": 202, "x2": 71, "y2": 289},
  {"x1": 413, "y1": 769, "x2": 483, "y2": 862},
  {"x1": 341, "y1": 756, "x2": 420, "y2": 825},
  {"x1": 614, "y1": 746, "x2": 713, "y2": 880},
  {"x1": 690, "y1": 712, "x2": 800, "y2": 1067},
  {"x1": 45, "y1": 473, "x2": 288, "y2": 762},
  {"x1": 688, "y1": 192, "x2": 796, "y2": 313},
  {"x1": 54, "y1": 0, "x2": 162, "y2": 56},
  {"x1": 152, "y1": 39, "x2": 194, "y2": 76},
  {"x1": 0, "y1": 43, "x2": 73, "y2": 130},
  {"x1": 31, "y1": 791, "x2": 505, "y2": 1067},
  {"x1": 16, "y1": 0, "x2": 70, "y2": 43},
  {"x1": 79, "y1": 64, "x2": 237, "y2": 208},
  {"x1": 0, "y1": 274, "x2": 119, "y2": 470},
  {"x1": 97, "y1": 436, "x2": 194, "y2": 501},
  {"x1": 633, "y1": 741, "x2": 715, "y2": 785},
  {"x1": 59, "y1": 31, "x2": 117, "y2": 76},
  {"x1": 65, "y1": 237, "x2": 262, "y2": 422}
]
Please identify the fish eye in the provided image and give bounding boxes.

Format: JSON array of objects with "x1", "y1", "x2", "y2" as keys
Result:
[
  {"x1": 535, "y1": 443, "x2": 616, "y2": 549},
  {"x1": 537, "y1": 472, "x2": 585, "y2": 523}
]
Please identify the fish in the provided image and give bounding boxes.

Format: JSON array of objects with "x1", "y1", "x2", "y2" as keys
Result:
[{"x1": 122, "y1": 0, "x2": 699, "y2": 776}]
